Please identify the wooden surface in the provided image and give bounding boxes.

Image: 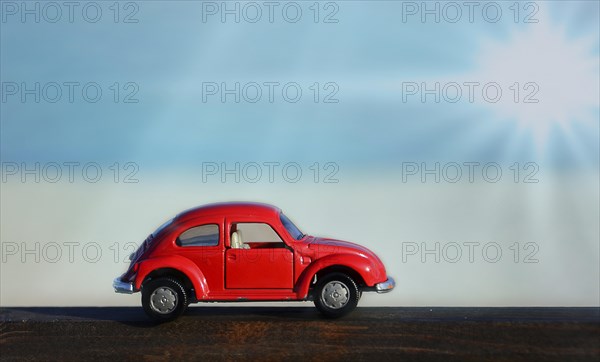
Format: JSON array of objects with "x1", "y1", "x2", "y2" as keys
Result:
[{"x1": 1, "y1": 307, "x2": 599, "y2": 361}]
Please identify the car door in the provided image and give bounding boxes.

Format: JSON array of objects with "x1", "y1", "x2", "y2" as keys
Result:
[
  {"x1": 225, "y1": 221, "x2": 294, "y2": 289},
  {"x1": 173, "y1": 218, "x2": 225, "y2": 292}
]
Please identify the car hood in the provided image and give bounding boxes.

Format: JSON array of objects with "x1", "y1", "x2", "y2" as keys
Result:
[{"x1": 305, "y1": 236, "x2": 382, "y2": 261}]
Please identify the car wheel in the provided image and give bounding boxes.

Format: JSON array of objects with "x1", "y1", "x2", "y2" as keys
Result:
[
  {"x1": 314, "y1": 273, "x2": 359, "y2": 318},
  {"x1": 142, "y1": 277, "x2": 188, "y2": 322}
]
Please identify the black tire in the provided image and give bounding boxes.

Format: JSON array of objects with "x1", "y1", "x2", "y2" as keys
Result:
[
  {"x1": 142, "y1": 277, "x2": 188, "y2": 322},
  {"x1": 314, "y1": 273, "x2": 359, "y2": 318}
]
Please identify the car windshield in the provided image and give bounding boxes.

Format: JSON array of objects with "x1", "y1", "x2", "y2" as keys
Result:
[{"x1": 280, "y1": 213, "x2": 304, "y2": 240}]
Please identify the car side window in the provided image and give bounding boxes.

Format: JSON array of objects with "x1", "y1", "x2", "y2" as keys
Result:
[
  {"x1": 233, "y1": 223, "x2": 284, "y2": 247},
  {"x1": 177, "y1": 224, "x2": 219, "y2": 247}
]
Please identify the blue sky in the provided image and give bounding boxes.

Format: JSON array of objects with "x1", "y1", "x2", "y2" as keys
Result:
[{"x1": 1, "y1": 1, "x2": 598, "y2": 170}]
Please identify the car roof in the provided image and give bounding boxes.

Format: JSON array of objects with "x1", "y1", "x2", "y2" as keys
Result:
[{"x1": 175, "y1": 202, "x2": 281, "y2": 222}]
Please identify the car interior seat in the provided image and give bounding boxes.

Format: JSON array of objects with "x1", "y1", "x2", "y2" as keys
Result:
[
  {"x1": 231, "y1": 228, "x2": 250, "y2": 249},
  {"x1": 231, "y1": 231, "x2": 242, "y2": 248}
]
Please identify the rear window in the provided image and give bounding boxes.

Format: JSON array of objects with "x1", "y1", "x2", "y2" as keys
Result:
[{"x1": 177, "y1": 224, "x2": 219, "y2": 247}]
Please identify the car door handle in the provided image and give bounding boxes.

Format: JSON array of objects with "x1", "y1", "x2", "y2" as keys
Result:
[{"x1": 227, "y1": 254, "x2": 236, "y2": 261}]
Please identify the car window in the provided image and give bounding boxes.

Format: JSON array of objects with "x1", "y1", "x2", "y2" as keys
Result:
[
  {"x1": 234, "y1": 223, "x2": 282, "y2": 243},
  {"x1": 177, "y1": 224, "x2": 219, "y2": 247},
  {"x1": 280, "y1": 213, "x2": 303, "y2": 240}
]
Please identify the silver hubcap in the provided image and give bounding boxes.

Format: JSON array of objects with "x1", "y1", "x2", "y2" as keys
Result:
[
  {"x1": 150, "y1": 287, "x2": 178, "y2": 314},
  {"x1": 321, "y1": 281, "x2": 350, "y2": 309}
]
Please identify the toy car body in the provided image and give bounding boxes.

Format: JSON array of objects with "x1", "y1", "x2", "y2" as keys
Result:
[{"x1": 113, "y1": 202, "x2": 394, "y2": 321}]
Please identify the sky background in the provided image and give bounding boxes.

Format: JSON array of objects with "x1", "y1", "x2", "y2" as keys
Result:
[{"x1": 1, "y1": 1, "x2": 598, "y2": 306}]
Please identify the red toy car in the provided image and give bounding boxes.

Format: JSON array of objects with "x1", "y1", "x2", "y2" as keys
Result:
[{"x1": 113, "y1": 202, "x2": 395, "y2": 321}]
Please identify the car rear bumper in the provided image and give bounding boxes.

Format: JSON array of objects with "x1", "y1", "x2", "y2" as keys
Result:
[
  {"x1": 375, "y1": 276, "x2": 395, "y2": 293},
  {"x1": 113, "y1": 277, "x2": 135, "y2": 294}
]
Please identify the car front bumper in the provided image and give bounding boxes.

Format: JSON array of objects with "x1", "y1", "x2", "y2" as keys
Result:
[
  {"x1": 113, "y1": 277, "x2": 135, "y2": 294},
  {"x1": 375, "y1": 276, "x2": 395, "y2": 293}
]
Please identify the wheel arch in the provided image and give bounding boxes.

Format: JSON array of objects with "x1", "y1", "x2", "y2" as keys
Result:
[
  {"x1": 141, "y1": 268, "x2": 194, "y2": 294},
  {"x1": 294, "y1": 254, "x2": 372, "y2": 299},
  {"x1": 314, "y1": 265, "x2": 366, "y2": 288},
  {"x1": 135, "y1": 256, "x2": 209, "y2": 300}
]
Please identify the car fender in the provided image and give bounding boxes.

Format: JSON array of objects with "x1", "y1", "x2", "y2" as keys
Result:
[
  {"x1": 294, "y1": 253, "x2": 378, "y2": 299},
  {"x1": 134, "y1": 255, "x2": 210, "y2": 300}
]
